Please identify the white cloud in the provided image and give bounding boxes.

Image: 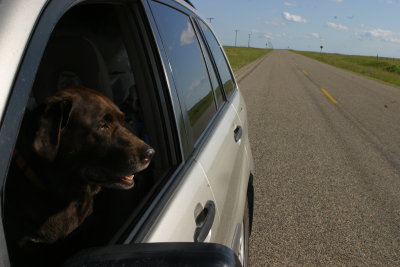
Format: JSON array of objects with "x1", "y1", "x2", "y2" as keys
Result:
[
  {"x1": 180, "y1": 22, "x2": 195, "y2": 46},
  {"x1": 282, "y1": 12, "x2": 307, "y2": 23},
  {"x1": 330, "y1": 0, "x2": 344, "y2": 2},
  {"x1": 327, "y1": 22, "x2": 348, "y2": 30},
  {"x1": 265, "y1": 18, "x2": 285, "y2": 26},
  {"x1": 263, "y1": 33, "x2": 273, "y2": 38},
  {"x1": 252, "y1": 29, "x2": 273, "y2": 38},
  {"x1": 309, "y1": 32, "x2": 321, "y2": 39},
  {"x1": 283, "y1": 1, "x2": 296, "y2": 6},
  {"x1": 358, "y1": 28, "x2": 400, "y2": 44}
]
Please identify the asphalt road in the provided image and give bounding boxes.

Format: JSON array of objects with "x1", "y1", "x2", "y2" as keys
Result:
[{"x1": 237, "y1": 50, "x2": 400, "y2": 266}]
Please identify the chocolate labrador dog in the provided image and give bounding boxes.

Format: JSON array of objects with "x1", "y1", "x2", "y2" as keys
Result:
[{"x1": 5, "y1": 86, "x2": 154, "y2": 254}]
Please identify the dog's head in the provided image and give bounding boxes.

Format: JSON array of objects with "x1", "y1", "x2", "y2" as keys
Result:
[{"x1": 33, "y1": 86, "x2": 154, "y2": 189}]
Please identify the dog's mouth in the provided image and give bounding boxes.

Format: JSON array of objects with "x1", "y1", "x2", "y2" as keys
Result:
[
  {"x1": 118, "y1": 174, "x2": 135, "y2": 187},
  {"x1": 106, "y1": 173, "x2": 136, "y2": 189},
  {"x1": 82, "y1": 168, "x2": 137, "y2": 189}
]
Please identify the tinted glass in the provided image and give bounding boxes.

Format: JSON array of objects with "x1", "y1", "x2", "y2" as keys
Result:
[
  {"x1": 151, "y1": 2, "x2": 216, "y2": 143},
  {"x1": 194, "y1": 22, "x2": 224, "y2": 107},
  {"x1": 198, "y1": 21, "x2": 235, "y2": 98}
]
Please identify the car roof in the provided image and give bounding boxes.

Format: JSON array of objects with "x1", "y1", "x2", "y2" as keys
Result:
[{"x1": 174, "y1": 0, "x2": 196, "y2": 11}]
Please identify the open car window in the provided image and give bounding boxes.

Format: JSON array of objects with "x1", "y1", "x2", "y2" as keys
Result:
[{"x1": 1, "y1": 2, "x2": 179, "y2": 266}]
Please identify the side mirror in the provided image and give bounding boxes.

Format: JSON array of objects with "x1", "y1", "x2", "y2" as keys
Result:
[{"x1": 63, "y1": 242, "x2": 242, "y2": 267}]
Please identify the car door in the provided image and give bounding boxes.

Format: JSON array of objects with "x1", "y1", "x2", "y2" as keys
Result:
[
  {"x1": 141, "y1": 0, "x2": 220, "y2": 244},
  {"x1": 143, "y1": 161, "x2": 217, "y2": 243},
  {"x1": 194, "y1": 19, "x2": 252, "y2": 249}
]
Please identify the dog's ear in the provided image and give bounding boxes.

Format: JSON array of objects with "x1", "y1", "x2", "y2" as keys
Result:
[{"x1": 33, "y1": 97, "x2": 72, "y2": 161}]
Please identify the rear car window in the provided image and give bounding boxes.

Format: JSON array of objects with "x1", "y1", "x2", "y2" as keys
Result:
[
  {"x1": 198, "y1": 20, "x2": 235, "y2": 99},
  {"x1": 150, "y1": 1, "x2": 217, "y2": 144},
  {"x1": 193, "y1": 21, "x2": 224, "y2": 108}
]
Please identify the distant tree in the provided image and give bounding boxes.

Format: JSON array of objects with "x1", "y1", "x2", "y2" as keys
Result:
[{"x1": 320, "y1": 45, "x2": 324, "y2": 54}]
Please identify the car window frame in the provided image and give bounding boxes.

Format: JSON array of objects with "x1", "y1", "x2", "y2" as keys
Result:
[
  {"x1": 191, "y1": 18, "x2": 224, "y2": 109},
  {"x1": 145, "y1": 0, "x2": 194, "y2": 157},
  {"x1": 195, "y1": 17, "x2": 238, "y2": 101},
  {"x1": 147, "y1": 0, "x2": 220, "y2": 150},
  {"x1": 193, "y1": 18, "x2": 227, "y2": 104},
  {"x1": 147, "y1": 0, "x2": 240, "y2": 155}
]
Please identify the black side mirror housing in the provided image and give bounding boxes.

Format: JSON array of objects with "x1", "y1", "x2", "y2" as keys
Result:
[{"x1": 63, "y1": 242, "x2": 242, "y2": 267}]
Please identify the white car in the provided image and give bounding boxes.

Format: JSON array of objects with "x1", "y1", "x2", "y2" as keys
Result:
[{"x1": 0, "y1": 0, "x2": 254, "y2": 266}]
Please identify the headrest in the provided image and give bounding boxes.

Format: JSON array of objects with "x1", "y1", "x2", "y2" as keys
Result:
[{"x1": 32, "y1": 35, "x2": 113, "y2": 104}]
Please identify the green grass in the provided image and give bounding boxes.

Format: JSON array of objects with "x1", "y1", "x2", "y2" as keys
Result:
[
  {"x1": 223, "y1": 46, "x2": 272, "y2": 72},
  {"x1": 293, "y1": 51, "x2": 400, "y2": 88},
  {"x1": 187, "y1": 47, "x2": 272, "y2": 123},
  {"x1": 188, "y1": 92, "x2": 214, "y2": 125}
]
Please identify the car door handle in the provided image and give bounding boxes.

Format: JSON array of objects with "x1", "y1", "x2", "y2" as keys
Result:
[
  {"x1": 194, "y1": 200, "x2": 215, "y2": 242},
  {"x1": 234, "y1": 125, "x2": 242, "y2": 142}
]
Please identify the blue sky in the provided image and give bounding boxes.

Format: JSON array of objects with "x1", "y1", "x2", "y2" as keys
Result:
[{"x1": 192, "y1": 0, "x2": 400, "y2": 58}]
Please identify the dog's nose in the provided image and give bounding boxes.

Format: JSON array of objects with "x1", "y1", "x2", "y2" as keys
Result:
[{"x1": 143, "y1": 148, "x2": 155, "y2": 162}]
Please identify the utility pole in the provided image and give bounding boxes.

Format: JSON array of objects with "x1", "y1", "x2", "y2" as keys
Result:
[
  {"x1": 248, "y1": 33, "x2": 252, "y2": 48},
  {"x1": 234, "y1": 30, "x2": 239, "y2": 47},
  {"x1": 267, "y1": 39, "x2": 274, "y2": 49},
  {"x1": 207, "y1": 17, "x2": 215, "y2": 24}
]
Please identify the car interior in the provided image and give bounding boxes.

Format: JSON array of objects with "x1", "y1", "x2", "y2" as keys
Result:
[{"x1": 2, "y1": 3, "x2": 178, "y2": 266}]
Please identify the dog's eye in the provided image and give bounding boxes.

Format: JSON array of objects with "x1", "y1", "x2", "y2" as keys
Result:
[
  {"x1": 104, "y1": 114, "x2": 113, "y2": 123},
  {"x1": 100, "y1": 123, "x2": 109, "y2": 130}
]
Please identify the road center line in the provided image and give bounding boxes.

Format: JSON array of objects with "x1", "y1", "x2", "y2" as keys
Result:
[
  {"x1": 302, "y1": 70, "x2": 309, "y2": 76},
  {"x1": 321, "y1": 88, "x2": 338, "y2": 104}
]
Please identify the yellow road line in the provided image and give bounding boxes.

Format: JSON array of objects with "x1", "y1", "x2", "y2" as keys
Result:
[
  {"x1": 302, "y1": 70, "x2": 309, "y2": 76},
  {"x1": 321, "y1": 88, "x2": 338, "y2": 104}
]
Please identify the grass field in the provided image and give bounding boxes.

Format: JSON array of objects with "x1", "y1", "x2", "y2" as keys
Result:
[
  {"x1": 294, "y1": 51, "x2": 400, "y2": 88},
  {"x1": 223, "y1": 46, "x2": 272, "y2": 72}
]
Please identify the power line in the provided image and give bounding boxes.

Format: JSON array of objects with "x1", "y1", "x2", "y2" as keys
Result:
[
  {"x1": 267, "y1": 39, "x2": 274, "y2": 49},
  {"x1": 207, "y1": 17, "x2": 215, "y2": 24},
  {"x1": 234, "y1": 30, "x2": 239, "y2": 47},
  {"x1": 248, "y1": 33, "x2": 252, "y2": 48}
]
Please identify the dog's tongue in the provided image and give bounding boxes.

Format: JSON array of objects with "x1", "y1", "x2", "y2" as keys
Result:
[{"x1": 120, "y1": 174, "x2": 134, "y2": 185}]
